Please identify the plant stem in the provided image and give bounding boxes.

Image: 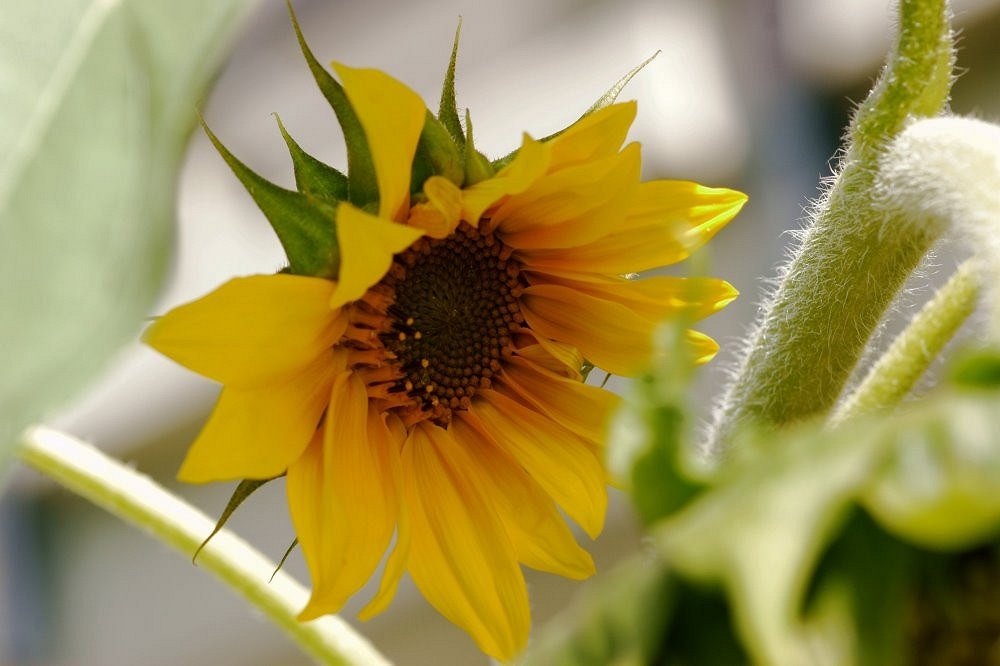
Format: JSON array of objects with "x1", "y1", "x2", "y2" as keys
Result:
[
  {"x1": 708, "y1": 0, "x2": 953, "y2": 452},
  {"x1": 831, "y1": 260, "x2": 979, "y2": 424},
  {"x1": 16, "y1": 425, "x2": 390, "y2": 666}
]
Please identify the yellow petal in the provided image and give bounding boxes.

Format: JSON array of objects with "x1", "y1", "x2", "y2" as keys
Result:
[
  {"x1": 177, "y1": 351, "x2": 341, "y2": 483},
  {"x1": 144, "y1": 274, "x2": 342, "y2": 388},
  {"x1": 330, "y1": 203, "x2": 423, "y2": 310},
  {"x1": 686, "y1": 328, "x2": 721, "y2": 365},
  {"x1": 451, "y1": 416, "x2": 595, "y2": 580},
  {"x1": 519, "y1": 181, "x2": 746, "y2": 273},
  {"x1": 527, "y1": 270, "x2": 739, "y2": 322},
  {"x1": 461, "y1": 134, "x2": 550, "y2": 226},
  {"x1": 291, "y1": 373, "x2": 399, "y2": 620},
  {"x1": 519, "y1": 283, "x2": 656, "y2": 377},
  {"x1": 407, "y1": 176, "x2": 462, "y2": 239},
  {"x1": 547, "y1": 102, "x2": 636, "y2": 170},
  {"x1": 500, "y1": 355, "x2": 620, "y2": 445},
  {"x1": 359, "y1": 412, "x2": 410, "y2": 620},
  {"x1": 403, "y1": 422, "x2": 530, "y2": 661},
  {"x1": 471, "y1": 389, "x2": 607, "y2": 538},
  {"x1": 511, "y1": 334, "x2": 583, "y2": 380},
  {"x1": 332, "y1": 63, "x2": 426, "y2": 221},
  {"x1": 495, "y1": 143, "x2": 641, "y2": 249}
]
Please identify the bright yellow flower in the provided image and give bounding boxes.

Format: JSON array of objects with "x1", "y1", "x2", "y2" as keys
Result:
[{"x1": 144, "y1": 63, "x2": 745, "y2": 661}]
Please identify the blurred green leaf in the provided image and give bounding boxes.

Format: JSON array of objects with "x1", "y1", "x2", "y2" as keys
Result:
[
  {"x1": 948, "y1": 346, "x2": 1000, "y2": 388},
  {"x1": 804, "y1": 511, "x2": 917, "y2": 666},
  {"x1": 0, "y1": 0, "x2": 257, "y2": 465},
  {"x1": 863, "y1": 393, "x2": 1000, "y2": 551},
  {"x1": 523, "y1": 552, "x2": 678, "y2": 666},
  {"x1": 651, "y1": 386, "x2": 1000, "y2": 664},
  {"x1": 654, "y1": 419, "x2": 890, "y2": 664},
  {"x1": 607, "y1": 323, "x2": 703, "y2": 526}
]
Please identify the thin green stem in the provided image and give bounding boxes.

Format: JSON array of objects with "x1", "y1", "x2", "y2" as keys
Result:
[
  {"x1": 17, "y1": 425, "x2": 390, "y2": 666},
  {"x1": 831, "y1": 260, "x2": 979, "y2": 424}
]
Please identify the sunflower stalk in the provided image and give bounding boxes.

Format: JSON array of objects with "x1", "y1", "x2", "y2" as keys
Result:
[
  {"x1": 16, "y1": 425, "x2": 390, "y2": 666},
  {"x1": 708, "y1": 0, "x2": 954, "y2": 453},
  {"x1": 831, "y1": 260, "x2": 979, "y2": 425}
]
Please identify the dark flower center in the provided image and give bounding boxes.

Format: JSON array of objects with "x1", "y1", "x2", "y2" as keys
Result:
[{"x1": 378, "y1": 222, "x2": 524, "y2": 423}]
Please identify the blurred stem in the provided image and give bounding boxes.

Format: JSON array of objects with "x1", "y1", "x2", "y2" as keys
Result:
[
  {"x1": 831, "y1": 260, "x2": 979, "y2": 425},
  {"x1": 16, "y1": 425, "x2": 390, "y2": 666}
]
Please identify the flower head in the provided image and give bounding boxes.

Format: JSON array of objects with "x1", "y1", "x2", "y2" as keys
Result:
[{"x1": 144, "y1": 21, "x2": 745, "y2": 661}]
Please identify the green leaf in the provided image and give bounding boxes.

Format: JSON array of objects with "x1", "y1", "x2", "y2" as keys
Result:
[
  {"x1": 462, "y1": 110, "x2": 494, "y2": 186},
  {"x1": 286, "y1": 0, "x2": 377, "y2": 207},
  {"x1": 202, "y1": 121, "x2": 339, "y2": 278},
  {"x1": 653, "y1": 385, "x2": 1000, "y2": 663},
  {"x1": 654, "y1": 419, "x2": 890, "y2": 664},
  {"x1": 863, "y1": 392, "x2": 1000, "y2": 551},
  {"x1": 194, "y1": 477, "x2": 276, "y2": 563},
  {"x1": 274, "y1": 114, "x2": 348, "y2": 202},
  {"x1": 0, "y1": 0, "x2": 255, "y2": 464},
  {"x1": 437, "y1": 18, "x2": 465, "y2": 147}
]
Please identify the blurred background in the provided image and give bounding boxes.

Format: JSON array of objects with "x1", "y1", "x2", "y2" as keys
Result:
[{"x1": 2, "y1": 0, "x2": 1000, "y2": 663}]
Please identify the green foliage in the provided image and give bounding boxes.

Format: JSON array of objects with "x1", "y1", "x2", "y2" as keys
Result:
[
  {"x1": 652, "y1": 388, "x2": 1000, "y2": 664},
  {"x1": 201, "y1": 122, "x2": 340, "y2": 278},
  {"x1": 0, "y1": 0, "x2": 254, "y2": 464}
]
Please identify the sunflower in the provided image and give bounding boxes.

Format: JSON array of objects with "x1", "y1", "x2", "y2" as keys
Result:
[{"x1": 144, "y1": 52, "x2": 745, "y2": 660}]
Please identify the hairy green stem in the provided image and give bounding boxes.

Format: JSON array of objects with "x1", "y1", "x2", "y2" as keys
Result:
[
  {"x1": 831, "y1": 260, "x2": 979, "y2": 424},
  {"x1": 709, "y1": 0, "x2": 954, "y2": 452},
  {"x1": 17, "y1": 425, "x2": 390, "y2": 666}
]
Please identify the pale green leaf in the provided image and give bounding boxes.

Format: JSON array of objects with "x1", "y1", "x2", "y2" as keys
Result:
[{"x1": 0, "y1": 0, "x2": 257, "y2": 463}]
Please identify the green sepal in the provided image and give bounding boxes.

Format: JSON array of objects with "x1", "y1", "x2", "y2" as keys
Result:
[
  {"x1": 202, "y1": 121, "x2": 339, "y2": 278},
  {"x1": 438, "y1": 18, "x2": 465, "y2": 147},
  {"x1": 287, "y1": 1, "x2": 377, "y2": 208},
  {"x1": 274, "y1": 114, "x2": 348, "y2": 202},
  {"x1": 270, "y1": 538, "x2": 299, "y2": 583},
  {"x1": 491, "y1": 51, "x2": 659, "y2": 170},
  {"x1": 581, "y1": 50, "x2": 659, "y2": 117},
  {"x1": 411, "y1": 110, "x2": 464, "y2": 191},
  {"x1": 462, "y1": 109, "x2": 494, "y2": 186},
  {"x1": 193, "y1": 477, "x2": 277, "y2": 563}
]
